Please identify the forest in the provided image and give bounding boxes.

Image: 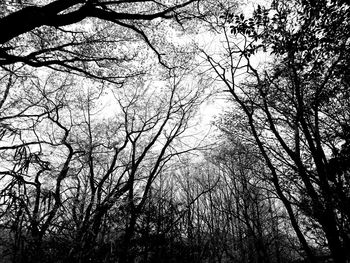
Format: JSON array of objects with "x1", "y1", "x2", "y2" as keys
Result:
[{"x1": 0, "y1": 0, "x2": 349, "y2": 262}]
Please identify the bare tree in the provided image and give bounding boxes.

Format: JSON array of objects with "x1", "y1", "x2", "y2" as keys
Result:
[
  {"x1": 0, "y1": 71, "x2": 78, "y2": 262},
  {"x1": 0, "y1": 66, "x2": 206, "y2": 262}
]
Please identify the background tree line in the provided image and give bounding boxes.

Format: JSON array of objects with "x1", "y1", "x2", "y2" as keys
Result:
[{"x1": 0, "y1": 0, "x2": 349, "y2": 262}]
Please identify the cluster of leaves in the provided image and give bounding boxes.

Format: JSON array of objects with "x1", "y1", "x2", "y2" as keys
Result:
[{"x1": 225, "y1": 5, "x2": 269, "y2": 38}]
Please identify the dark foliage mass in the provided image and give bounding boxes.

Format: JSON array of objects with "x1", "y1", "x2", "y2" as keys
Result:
[
  {"x1": 208, "y1": 0, "x2": 350, "y2": 262},
  {"x1": 0, "y1": 0, "x2": 349, "y2": 263}
]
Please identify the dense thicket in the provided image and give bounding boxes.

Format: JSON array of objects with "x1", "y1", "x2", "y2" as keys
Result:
[
  {"x1": 0, "y1": 0, "x2": 349, "y2": 262},
  {"x1": 206, "y1": 0, "x2": 350, "y2": 262}
]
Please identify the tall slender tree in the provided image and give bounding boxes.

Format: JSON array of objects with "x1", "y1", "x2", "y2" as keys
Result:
[{"x1": 205, "y1": 0, "x2": 350, "y2": 262}]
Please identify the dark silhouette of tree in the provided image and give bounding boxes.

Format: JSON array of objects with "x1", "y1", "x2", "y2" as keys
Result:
[
  {"x1": 3, "y1": 0, "x2": 349, "y2": 262},
  {"x1": 0, "y1": 1, "x2": 218, "y2": 262},
  {"x1": 0, "y1": 0, "x2": 198, "y2": 44},
  {"x1": 205, "y1": 0, "x2": 350, "y2": 262},
  {"x1": 0, "y1": 0, "x2": 208, "y2": 85},
  {"x1": 0, "y1": 66, "x2": 206, "y2": 262},
  {"x1": 0, "y1": 71, "x2": 78, "y2": 262}
]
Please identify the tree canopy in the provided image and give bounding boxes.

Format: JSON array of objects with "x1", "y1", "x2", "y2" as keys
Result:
[
  {"x1": 0, "y1": 0, "x2": 349, "y2": 263},
  {"x1": 0, "y1": 0, "x2": 204, "y2": 81}
]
